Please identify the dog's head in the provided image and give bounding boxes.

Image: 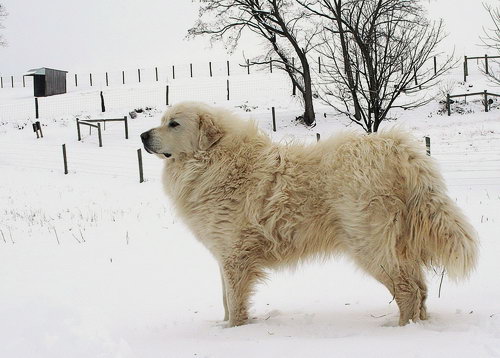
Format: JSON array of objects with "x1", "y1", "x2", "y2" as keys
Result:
[{"x1": 141, "y1": 102, "x2": 223, "y2": 159}]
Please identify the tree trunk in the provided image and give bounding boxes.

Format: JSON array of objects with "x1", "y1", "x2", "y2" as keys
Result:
[{"x1": 302, "y1": 65, "x2": 315, "y2": 126}]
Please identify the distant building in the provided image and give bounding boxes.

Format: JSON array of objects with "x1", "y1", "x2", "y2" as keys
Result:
[{"x1": 24, "y1": 67, "x2": 68, "y2": 97}]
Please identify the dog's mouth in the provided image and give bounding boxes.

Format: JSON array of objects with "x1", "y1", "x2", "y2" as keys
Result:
[{"x1": 143, "y1": 145, "x2": 171, "y2": 158}]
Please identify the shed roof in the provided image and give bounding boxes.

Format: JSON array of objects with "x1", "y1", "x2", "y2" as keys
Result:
[{"x1": 25, "y1": 67, "x2": 68, "y2": 76}]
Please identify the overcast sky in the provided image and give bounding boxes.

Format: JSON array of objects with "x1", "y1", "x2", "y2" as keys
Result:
[{"x1": 0, "y1": 0, "x2": 496, "y2": 76}]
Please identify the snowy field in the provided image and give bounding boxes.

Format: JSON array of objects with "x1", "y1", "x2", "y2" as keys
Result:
[{"x1": 1, "y1": 68, "x2": 500, "y2": 358}]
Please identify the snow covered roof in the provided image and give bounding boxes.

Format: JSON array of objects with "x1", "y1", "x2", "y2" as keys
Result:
[{"x1": 24, "y1": 67, "x2": 68, "y2": 76}]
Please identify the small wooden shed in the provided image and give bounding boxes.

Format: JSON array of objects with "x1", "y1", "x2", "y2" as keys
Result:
[{"x1": 25, "y1": 67, "x2": 68, "y2": 97}]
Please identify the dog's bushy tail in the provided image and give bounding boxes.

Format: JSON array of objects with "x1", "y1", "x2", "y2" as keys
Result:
[{"x1": 405, "y1": 154, "x2": 478, "y2": 281}]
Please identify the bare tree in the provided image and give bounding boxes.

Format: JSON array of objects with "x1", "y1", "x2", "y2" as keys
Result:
[
  {"x1": 0, "y1": 4, "x2": 7, "y2": 47},
  {"x1": 300, "y1": 0, "x2": 455, "y2": 132},
  {"x1": 188, "y1": 0, "x2": 319, "y2": 126},
  {"x1": 480, "y1": 2, "x2": 500, "y2": 84}
]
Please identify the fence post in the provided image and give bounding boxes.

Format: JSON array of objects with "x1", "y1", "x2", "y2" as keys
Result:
[
  {"x1": 75, "y1": 74, "x2": 78, "y2": 87},
  {"x1": 166, "y1": 85, "x2": 169, "y2": 106},
  {"x1": 318, "y1": 56, "x2": 321, "y2": 73},
  {"x1": 124, "y1": 116, "x2": 129, "y2": 139},
  {"x1": 137, "y1": 149, "x2": 144, "y2": 183},
  {"x1": 106, "y1": 72, "x2": 109, "y2": 86},
  {"x1": 1, "y1": 77, "x2": 3, "y2": 88},
  {"x1": 190, "y1": 63, "x2": 193, "y2": 78},
  {"x1": 270, "y1": 58, "x2": 273, "y2": 73},
  {"x1": 485, "y1": 54, "x2": 489, "y2": 75},
  {"x1": 434, "y1": 56, "x2": 437, "y2": 75},
  {"x1": 425, "y1": 136, "x2": 431, "y2": 156},
  {"x1": 172, "y1": 65, "x2": 175, "y2": 80},
  {"x1": 155, "y1": 67, "x2": 158, "y2": 82},
  {"x1": 98, "y1": 123, "x2": 103, "y2": 147},
  {"x1": 37, "y1": 121, "x2": 43, "y2": 138},
  {"x1": 414, "y1": 67, "x2": 418, "y2": 86},
  {"x1": 227, "y1": 60, "x2": 230, "y2": 76},
  {"x1": 35, "y1": 97, "x2": 39, "y2": 119},
  {"x1": 76, "y1": 118, "x2": 81, "y2": 141},
  {"x1": 247, "y1": 59, "x2": 250, "y2": 75},
  {"x1": 447, "y1": 94, "x2": 451, "y2": 116},
  {"x1": 464, "y1": 56, "x2": 468, "y2": 81},
  {"x1": 292, "y1": 82, "x2": 296, "y2": 96},
  {"x1": 484, "y1": 90, "x2": 489, "y2": 112},
  {"x1": 90, "y1": 73, "x2": 93, "y2": 86},
  {"x1": 62, "y1": 144, "x2": 68, "y2": 175},
  {"x1": 272, "y1": 107, "x2": 276, "y2": 132},
  {"x1": 122, "y1": 70, "x2": 125, "y2": 85},
  {"x1": 138, "y1": 68, "x2": 141, "y2": 83},
  {"x1": 226, "y1": 79, "x2": 230, "y2": 101},
  {"x1": 100, "y1": 91, "x2": 106, "y2": 112},
  {"x1": 209, "y1": 62, "x2": 212, "y2": 77},
  {"x1": 23, "y1": 76, "x2": 25, "y2": 88},
  {"x1": 11, "y1": 76, "x2": 14, "y2": 88}
]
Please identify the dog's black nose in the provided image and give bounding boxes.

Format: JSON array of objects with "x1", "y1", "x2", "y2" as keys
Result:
[{"x1": 140, "y1": 131, "x2": 150, "y2": 142}]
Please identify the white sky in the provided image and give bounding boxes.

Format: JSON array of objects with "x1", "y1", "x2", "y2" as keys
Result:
[{"x1": 0, "y1": 0, "x2": 497, "y2": 75}]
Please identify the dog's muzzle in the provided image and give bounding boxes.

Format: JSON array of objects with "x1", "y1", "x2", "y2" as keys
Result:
[{"x1": 140, "y1": 130, "x2": 171, "y2": 158}]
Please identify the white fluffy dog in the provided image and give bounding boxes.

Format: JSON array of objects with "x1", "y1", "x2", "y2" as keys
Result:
[{"x1": 141, "y1": 102, "x2": 478, "y2": 327}]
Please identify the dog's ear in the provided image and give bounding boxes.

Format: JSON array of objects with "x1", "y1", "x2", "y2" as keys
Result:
[{"x1": 198, "y1": 113, "x2": 223, "y2": 150}]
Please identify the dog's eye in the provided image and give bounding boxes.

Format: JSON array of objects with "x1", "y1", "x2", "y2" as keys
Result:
[{"x1": 169, "y1": 121, "x2": 180, "y2": 128}]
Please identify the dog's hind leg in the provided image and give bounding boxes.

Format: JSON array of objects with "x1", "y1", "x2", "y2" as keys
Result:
[
  {"x1": 219, "y1": 267, "x2": 229, "y2": 321},
  {"x1": 370, "y1": 263, "x2": 427, "y2": 325}
]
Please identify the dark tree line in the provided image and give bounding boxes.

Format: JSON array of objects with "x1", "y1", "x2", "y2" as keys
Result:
[{"x1": 189, "y1": 0, "x2": 455, "y2": 132}]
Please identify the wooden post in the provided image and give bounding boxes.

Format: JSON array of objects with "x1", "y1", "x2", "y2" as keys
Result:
[
  {"x1": 122, "y1": 70, "x2": 125, "y2": 84},
  {"x1": 414, "y1": 67, "x2": 418, "y2": 86},
  {"x1": 292, "y1": 57, "x2": 295, "y2": 72},
  {"x1": 1, "y1": 77, "x2": 3, "y2": 88},
  {"x1": 434, "y1": 56, "x2": 437, "y2": 75},
  {"x1": 247, "y1": 59, "x2": 250, "y2": 75},
  {"x1": 447, "y1": 94, "x2": 451, "y2": 116},
  {"x1": 485, "y1": 54, "x2": 489, "y2": 75},
  {"x1": 76, "y1": 118, "x2": 81, "y2": 141},
  {"x1": 484, "y1": 90, "x2": 489, "y2": 112},
  {"x1": 90, "y1": 73, "x2": 93, "y2": 86},
  {"x1": 464, "y1": 56, "x2": 468, "y2": 81},
  {"x1": 106, "y1": 72, "x2": 109, "y2": 86},
  {"x1": 155, "y1": 67, "x2": 159, "y2": 81},
  {"x1": 98, "y1": 123, "x2": 102, "y2": 147},
  {"x1": 172, "y1": 65, "x2": 175, "y2": 79},
  {"x1": 425, "y1": 136, "x2": 431, "y2": 156},
  {"x1": 124, "y1": 116, "x2": 129, "y2": 139},
  {"x1": 318, "y1": 56, "x2": 321, "y2": 73},
  {"x1": 292, "y1": 82, "x2": 296, "y2": 96},
  {"x1": 209, "y1": 62, "x2": 213, "y2": 77},
  {"x1": 23, "y1": 76, "x2": 26, "y2": 88},
  {"x1": 35, "y1": 98, "x2": 39, "y2": 119},
  {"x1": 227, "y1": 60, "x2": 230, "y2": 76},
  {"x1": 270, "y1": 58, "x2": 273, "y2": 73},
  {"x1": 190, "y1": 63, "x2": 193, "y2": 78},
  {"x1": 138, "y1": 68, "x2": 141, "y2": 83},
  {"x1": 100, "y1": 91, "x2": 105, "y2": 112},
  {"x1": 33, "y1": 124, "x2": 39, "y2": 139},
  {"x1": 316, "y1": 133, "x2": 320, "y2": 142},
  {"x1": 166, "y1": 85, "x2": 169, "y2": 106},
  {"x1": 75, "y1": 74, "x2": 78, "y2": 87},
  {"x1": 62, "y1": 144, "x2": 68, "y2": 175},
  {"x1": 37, "y1": 121, "x2": 43, "y2": 138},
  {"x1": 227, "y1": 80, "x2": 230, "y2": 101},
  {"x1": 11, "y1": 76, "x2": 14, "y2": 88},
  {"x1": 137, "y1": 149, "x2": 144, "y2": 183},
  {"x1": 272, "y1": 107, "x2": 276, "y2": 132}
]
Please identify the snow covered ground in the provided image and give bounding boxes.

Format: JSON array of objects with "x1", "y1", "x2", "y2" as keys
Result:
[{"x1": 1, "y1": 67, "x2": 500, "y2": 357}]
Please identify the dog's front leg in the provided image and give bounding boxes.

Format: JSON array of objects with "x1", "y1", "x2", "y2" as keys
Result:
[
  {"x1": 219, "y1": 267, "x2": 229, "y2": 321},
  {"x1": 221, "y1": 256, "x2": 263, "y2": 327}
]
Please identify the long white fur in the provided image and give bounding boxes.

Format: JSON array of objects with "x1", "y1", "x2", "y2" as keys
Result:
[{"x1": 146, "y1": 102, "x2": 478, "y2": 327}]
